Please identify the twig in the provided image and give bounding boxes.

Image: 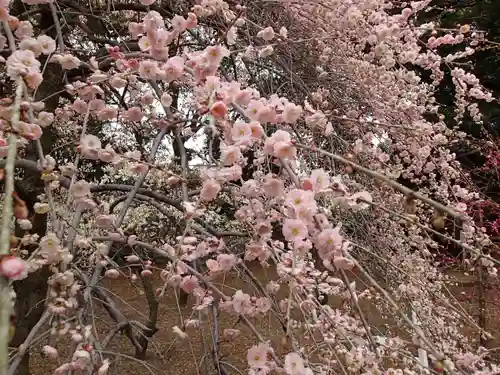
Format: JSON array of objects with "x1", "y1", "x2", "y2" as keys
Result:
[
  {"x1": 338, "y1": 268, "x2": 378, "y2": 354},
  {"x1": 50, "y1": 3, "x2": 65, "y2": 53}
]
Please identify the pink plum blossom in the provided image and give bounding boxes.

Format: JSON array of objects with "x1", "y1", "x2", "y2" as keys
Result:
[
  {"x1": 200, "y1": 179, "x2": 221, "y2": 201},
  {"x1": 0, "y1": 256, "x2": 25, "y2": 279},
  {"x1": 231, "y1": 120, "x2": 252, "y2": 144},
  {"x1": 282, "y1": 218, "x2": 308, "y2": 242},
  {"x1": 247, "y1": 341, "x2": 270, "y2": 368}
]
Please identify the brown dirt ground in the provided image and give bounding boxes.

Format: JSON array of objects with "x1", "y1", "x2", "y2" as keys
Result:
[{"x1": 25, "y1": 263, "x2": 500, "y2": 375}]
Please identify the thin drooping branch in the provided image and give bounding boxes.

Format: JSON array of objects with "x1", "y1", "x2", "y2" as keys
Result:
[
  {"x1": 296, "y1": 143, "x2": 465, "y2": 220},
  {"x1": 361, "y1": 199, "x2": 500, "y2": 267},
  {"x1": 0, "y1": 79, "x2": 24, "y2": 375},
  {"x1": 81, "y1": 128, "x2": 170, "y2": 359},
  {"x1": 74, "y1": 268, "x2": 143, "y2": 353},
  {"x1": 351, "y1": 259, "x2": 449, "y2": 365},
  {"x1": 0, "y1": 159, "x2": 246, "y2": 238},
  {"x1": 49, "y1": 3, "x2": 65, "y2": 53},
  {"x1": 7, "y1": 312, "x2": 51, "y2": 375},
  {"x1": 92, "y1": 236, "x2": 283, "y2": 365},
  {"x1": 135, "y1": 270, "x2": 159, "y2": 359},
  {"x1": 109, "y1": 193, "x2": 246, "y2": 238}
]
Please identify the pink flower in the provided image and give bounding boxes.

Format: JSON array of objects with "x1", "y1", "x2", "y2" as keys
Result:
[
  {"x1": 282, "y1": 103, "x2": 302, "y2": 123},
  {"x1": 259, "y1": 45, "x2": 274, "y2": 58},
  {"x1": 185, "y1": 13, "x2": 197, "y2": 29},
  {"x1": 163, "y1": 56, "x2": 185, "y2": 82},
  {"x1": 232, "y1": 290, "x2": 252, "y2": 314},
  {"x1": 200, "y1": 179, "x2": 221, "y2": 201},
  {"x1": 282, "y1": 219, "x2": 308, "y2": 242},
  {"x1": 42, "y1": 345, "x2": 58, "y2": 359},
  {"x1": 128, "y1": 22, "x2": 144, "y2": 39},
  {"x1": 263, "y1": 175, "x2": 284, "y2": 197},
  {"x1": 6, "y1": 49, "x2": 40, "y2": 78},
  {"x1": 70, "y1": 180, "x2": 91, "y2": 199},
  {"x1": 225, "y1": 165, "x2": 242, "y2": 181},
  {"x1": 79, "y1": 134, "x2": 101, "y2": 159},
  {"x1": 19, "y1": 38, "x2": 42, "y2": 56},
  {"x1": 245, "y1": 241, "x2": 270, "y2": 262},
  {"x1": 180, "y1": 276, "x2": 199, "y2": 293},
  {"x1": 105, "y1": 269, "x2": 120, "y2": 279},
  {"x1": 310, "y1": 169, "x2": 329, "y2": 192},
  {"x1": 246, "y1": 100, "x2": 264, "y2": 121},
  {"x1": 22, "y1": 123, "x2": 42, "y2": 140},
  {"x1": 109, "y1": 76, "x2": 127, "y2": 89},
  {"x1": 140, "y1": 92, "x2": 155, "y2": 106},
  {"x1": 97, "y1": 107, "x2": 118, "y2": 121},
  {"x1": 274, "y1": 141, "x2": 296, "y2": 159},
  {"x1": 15, "y1": 21, "x2": 34, "y2": 39},
  {"x1": 205, "y1": 45, "x2": 229, "y2": 65},
  {"x1": 255, "y1": 221, "x2": 272, "y2": 237},
  {"x1": 0, "y1": 256, "x2": 25, "y2": 279},
  {"x1": 123, "y1": 107, "x2": 143, "y2": 122},
  {"x1": 89, "y1": 99, "x2": 105, "y2": 112},
  {"x1": 151, "y1": 29, "x2": 174, "y2": 49},
  {"x1": 316, "y1": 227, "x2": 343, "y2": 254},
  {"x1": 161, "y1": 92, "x2": 173, "y2": 107},
  {"x1": 24, "y1": 71, "x2": 43, "y2": 89},
  {"x1": 37, "y1": 35, "x2": 56, "y2": 55},
  {"x1": 264, "y1": 129, "x2": 291, "y2": 154},
  {"x1": 171, "y1": 15, "x2": 186, "y2": 32},
  {"x1": 285, "y1": 189, "x2": 316, "y2": 211},
  {"x1": 235, "y1": 89, "x2": 253, "y2": 106},
  {"x1": 221, "y1": 145, "x2": 242, "y2": 166},
  {"x1": 72, "y1": 99, "x2": 87, "y2": 114},
  {"x1": 56, "y1": 54, "x2": 80, "y2": 69},
  {"x1": 231, "y1": 120, "x2": 252, "y2": 144},
  {"x1": 206, "y1": 259, "x2": 219, "y2": 273},
  {"x1": 138, "y1": 60, "x2": 158, "y2": 80},
  {"x1": 217, "y1": 254, "x2": 237, "y2": 271},
  {"x1": 98, "y1": 145, "x2": 119, "y2": 163},
  {"x1": 247, "y1": 341, "x2": 270, "y2": 368},
  {"x1": 257, "y1": 26, "x2": 275, "y2": 41},
  {"x1": 284, "y1": 352, "x2": 306, "y2": 375},
  {"x1": 333, "y1": 256, "x2": 355, "y2": 270},
  {"x1": 249, "y1": 121, "x2": 264, "y2": 139},
  {"x1": 143, "y1": 11, "x2": 164, "y2": 31},
  {"x1": 210, "y1": 101, "x2": 228, "y2": 118},
  {"x1": 293, "y1": 239, "x2": 312, "y2": 255}
]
